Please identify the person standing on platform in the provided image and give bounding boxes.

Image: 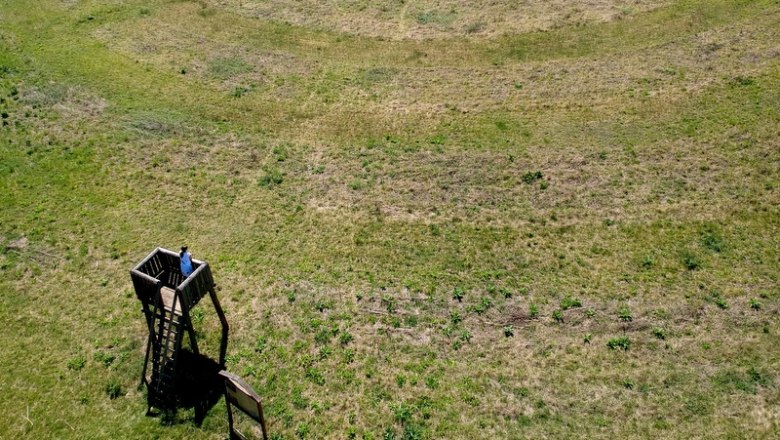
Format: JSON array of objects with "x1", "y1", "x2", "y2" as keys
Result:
[{"x1": 180, "y1": 246, "x2": 194, "y2": 277}]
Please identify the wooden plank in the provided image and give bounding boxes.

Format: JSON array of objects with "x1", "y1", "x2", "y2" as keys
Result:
[{"x1": 160, "y1": 287, "x2": 182, "y2": 314}]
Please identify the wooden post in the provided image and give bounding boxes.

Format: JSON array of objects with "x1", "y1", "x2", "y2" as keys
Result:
[{"x1": 210, "y1": 287, "x2": 230, "y2": 367}]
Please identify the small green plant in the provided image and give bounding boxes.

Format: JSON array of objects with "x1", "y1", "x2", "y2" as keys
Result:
[
  {"x1": 402, "y1": 424, "x2": 424, "y2": 440},
  {"x1": 618, "y1": 307, "x2": 633, "y2": 322},
  {"x1": 339, "y1": 332, "x2": 353, "y2": 346},
  {"x1": 449, "y1": 311, "x2": 462, "y2": 325},
  {"x1": 681, "y1": 251, "x2": 701, "y2": 270},
  {"x1": 105, "y1": 380, "x2": 124, "y2": 399},
  {"x1": 383, "y1": 428, "x2": 397, "y2": 440},
  {"x1": 732, "y1": 75, "x2": 755, "y2": 86},
  {"x1": 391, "y1": 402, "x2": 413, "y2": 424},
  {"x1": 652, "y1": 328, "x2": 667, "y2": 340},
  {"x1": 452, "y1": 286, "x2": 465, "y2": 302},
  {"x1": 522, "y1": 171, "x2": 543, "y2": 184},
  {"x1": 708, "y1": 291, "x2": 728, "y2": 309},
  {"x1": 622, "y1": 379, "x2": 635, "y2": 390},
  {"x1": 749, "y1": 299, "x2": 762, "y2": 310},
  {"x1": 529, "y1": 303, "x2": 539, "y2": 319},
  {"x1": 472, "y1": 296, "x2": 492, "y2": 314},
  {"x1": 259, "y1": 166, "x2": 283, "y2": 187},
  {"x1": 702, "y1": 230, "x2": 725, "y2": 252},
  {"x1": 459, "y1": 329, "x2": 472, "y2": 343},
  {"x1": 584, "y1": 309, "x2": 595, "y2": 318},
  {"x1": 382, "y1": 296, "x2": 396, "y2": 313},
  {"x1": 747, "y1": 367, "x2": 769, "y2": 387},
  {"x1": 296, "y1": 422, "x2": 310, "y2": 439},
  {"x1": 67, "y1": 355, "x2": 86, "y2": 371},
  {"x1": 583, "y1": 333, "x2": 592, "y2": 344},
  {"x1": 305, "y1": 367, "x2": 325, "y2": 385},
  {"x1": 191, "y1": 307, "x2": 204, "y2": 325},
  {"x1": 254, "y1": 336, "x2": 267, "y2": 353},
  {"x1": 429, "y1": 134, "x2": 446, "y2": 145},
  {"x1": 552, "y1": 309, "x2": 564, "y2": 323},
  {"x1": 416, "y1": 12, "x2": 433, "y2": 24},
  {"x1": 93, "y1": 351, "x2": 116, "y2": 367},
  {"x1": 503, "y1": 326, "x2": 514, "y2": 337},
  {"x1": 314, "y1": 329, "x2": 332, "y2": 345},
  {"x1": 607, "y1": 336, "x2": 631, "y2": 350},
  {"x1": 560, "y1": 296, "x2": 582, "y2": 310},
  {"x1": 514, "y1": 387, "x2": 530, "y2": 398}
]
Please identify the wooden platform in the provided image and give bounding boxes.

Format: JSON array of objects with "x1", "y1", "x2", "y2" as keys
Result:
[{"x1": 160, "y1": 287, "x2": 183, "y2": 314}]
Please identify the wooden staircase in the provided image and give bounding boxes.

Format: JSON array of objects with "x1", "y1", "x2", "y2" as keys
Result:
[{"x1": 146, "y1": 287, "x2": 185, "y2": 410}]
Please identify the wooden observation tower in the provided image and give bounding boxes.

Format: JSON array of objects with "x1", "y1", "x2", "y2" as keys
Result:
[{"x1": 130, "y1": 247, "x2": 229, "y2": 413}]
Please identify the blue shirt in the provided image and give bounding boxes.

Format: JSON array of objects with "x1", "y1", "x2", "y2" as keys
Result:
[{"x1": 180, "y1": 252, "x2": 193, "y2": 277}]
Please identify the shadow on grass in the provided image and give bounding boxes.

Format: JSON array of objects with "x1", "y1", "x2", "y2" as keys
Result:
[{"x1": 148, "y1": 350, "x2": 224, "y2": 426}]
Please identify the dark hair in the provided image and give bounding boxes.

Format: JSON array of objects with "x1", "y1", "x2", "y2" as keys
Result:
[{"x1": 180, "y1": 246, "x2": 188, "y2": 257}]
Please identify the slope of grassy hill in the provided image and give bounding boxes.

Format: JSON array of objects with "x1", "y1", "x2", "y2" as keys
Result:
[{"x1": 1, "y1": 0, "x2": 778, "y2": 438}]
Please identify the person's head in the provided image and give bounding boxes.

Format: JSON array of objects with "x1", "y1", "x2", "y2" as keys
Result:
[{"x1": 180, "y1": 246, "x2": 188, "y2": 256}]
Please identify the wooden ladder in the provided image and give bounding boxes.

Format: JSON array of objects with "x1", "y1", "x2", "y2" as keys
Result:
[{"x1": 146, "y1": 287, "x2": 184, "y2": 410}]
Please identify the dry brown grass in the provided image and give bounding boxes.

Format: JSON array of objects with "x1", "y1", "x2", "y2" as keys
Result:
[{"x1": 208, "y1": 0, "x2": 674, "y2": 40}]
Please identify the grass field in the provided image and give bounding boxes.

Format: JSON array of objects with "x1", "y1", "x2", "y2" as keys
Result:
[{"x1": 1, "y1": 0, "x2": 779, "y2": 438}]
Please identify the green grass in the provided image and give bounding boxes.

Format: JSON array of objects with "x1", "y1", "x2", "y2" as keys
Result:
[{"x1": 1, "y1": 0, "x2": 779, "y2": 438}]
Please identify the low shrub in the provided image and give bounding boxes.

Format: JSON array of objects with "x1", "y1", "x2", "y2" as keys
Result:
[
  {"x1": 560, "y1": 296, "x2": 582, "y2": 310},
  {"x1": 607, "y1": 336, "x2": 631, "y2": 350}
]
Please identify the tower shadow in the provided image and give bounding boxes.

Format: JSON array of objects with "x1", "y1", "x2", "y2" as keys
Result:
[{"x1": 168, "y1": 349, "x2": 224, "y2": 425}]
